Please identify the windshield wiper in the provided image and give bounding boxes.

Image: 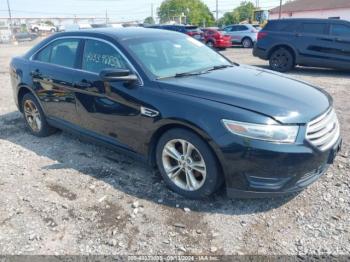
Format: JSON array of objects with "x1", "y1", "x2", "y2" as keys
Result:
[
  {"x1": 174, "y1": 71, "x2": 205, "y2": 78},
  {"x1": 206, "y1": 64, "x2": 233, "y2": 72}
]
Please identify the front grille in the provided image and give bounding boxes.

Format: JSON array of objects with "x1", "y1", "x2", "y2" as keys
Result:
[{"x1": 306, "y1": 108, "x2": 340, "y2": 151}]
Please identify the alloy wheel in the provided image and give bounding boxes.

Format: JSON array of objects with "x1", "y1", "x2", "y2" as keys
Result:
[
  {"x1": 23, "y1": 100, "x2": 42, "y2": 132},
  {"x1": 161, "y1": 139, "x2": 207, "y2": 191},
  {"x1": 242, "y1": 38, "x2": 252, "y2": 48}
]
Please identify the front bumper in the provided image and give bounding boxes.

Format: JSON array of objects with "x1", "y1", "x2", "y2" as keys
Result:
[{"x1": 215, "y1": 133, "x2": 342, "y2": 198}]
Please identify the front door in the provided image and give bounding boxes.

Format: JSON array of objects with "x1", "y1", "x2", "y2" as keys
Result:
[
  {"x1": 73, "y1": 39, "x2": 144, "y2": 150},
  {"x1": 329, "y1": 23, "x2": 350, "y2": 67}
]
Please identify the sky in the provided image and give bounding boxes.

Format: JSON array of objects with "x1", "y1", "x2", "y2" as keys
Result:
[{"x1": 0, "y1": 0, "x2": 283, "y2": 22}]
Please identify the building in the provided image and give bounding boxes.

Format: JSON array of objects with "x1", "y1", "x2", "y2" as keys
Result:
[{"x1": 269, "y1": 0, "x2": 350, "y2": 21}]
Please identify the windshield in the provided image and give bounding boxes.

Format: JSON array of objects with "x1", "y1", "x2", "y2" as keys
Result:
[{"x1": 123, "y1": 35, "x2": 231, "y2": 79}]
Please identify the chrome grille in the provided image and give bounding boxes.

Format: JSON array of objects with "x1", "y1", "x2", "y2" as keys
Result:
[{"x1": 306, "y1": 108, "x2": 340, "y2": 151}]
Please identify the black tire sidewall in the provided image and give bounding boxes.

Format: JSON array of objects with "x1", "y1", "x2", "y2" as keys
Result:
[
  {"x1": 22, "y1": 93, "x2": 55, "y2": 137},
  {"x1": 269, "y1": 48, "x2": 294, "y2": 72},
  {"x1": 156, "y1": 128, "x2": 222, "y2": 199},
  {"x1": 242, "y1": 38, "x2": 252, "y2": 48}
]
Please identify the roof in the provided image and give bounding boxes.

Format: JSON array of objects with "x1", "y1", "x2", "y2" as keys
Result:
[
  {"x1": 270, "y1": 0, "x2": 350, "y2": 14},
  {"x1": 58, "y1": 27, "x2": 179, "y2": 39}
]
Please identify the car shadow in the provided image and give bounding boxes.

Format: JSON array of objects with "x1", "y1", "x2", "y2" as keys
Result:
[{"x1": 0, "y1": 111, "x2": 299, "y2": 215}]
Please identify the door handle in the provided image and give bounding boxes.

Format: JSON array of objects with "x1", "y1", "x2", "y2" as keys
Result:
[
  {"x1": 319, "y1": 37, "x2": 334, "y2": 42},
  {"x1": 74, "y1": 80, "x2": 92, "y2": 88}
]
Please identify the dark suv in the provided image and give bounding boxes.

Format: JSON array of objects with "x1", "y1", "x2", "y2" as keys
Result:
[{"x1": 253, "y1": 19, "x2": 350, "y2": 72}]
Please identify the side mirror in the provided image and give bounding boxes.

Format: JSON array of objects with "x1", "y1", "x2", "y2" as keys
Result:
[{"x1": 99, "y1": 69, "x2": 138, "y2": 83}]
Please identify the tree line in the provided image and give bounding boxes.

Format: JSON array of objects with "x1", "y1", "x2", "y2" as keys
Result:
[{"x1": 144, "y1": 0, "x2": 257, "y2": 27}]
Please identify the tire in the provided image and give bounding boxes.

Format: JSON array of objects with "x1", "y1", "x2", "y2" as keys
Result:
[
  {"x1": 206, "y1": 40, "x2": 215, "y2": 49},
  {"x1": 50, "y1": 28, "x2": 56, "y2": 33},
  {"x1": 156, "y1": 128, "x2": 223, "y2": 199},
  {"x1": 269, "y1": 47, "x2": 295, "y2": 72},
  {"x1": 242, "y1": 37, "x2": 253, "y2": 48},
  {"x1": 21, "y1": 93, "x2": 57, "y2": 137},
  {"x1": 33, "y1": 27, "x2": 39, "y2": 33}
]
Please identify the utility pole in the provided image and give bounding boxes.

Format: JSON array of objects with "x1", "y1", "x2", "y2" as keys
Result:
[
  {"x1": 151, "y1": 3, "x2": 153, "y2": 18},
  {"x1": 279, "y1": 0, "x2": 282, "y2": 19},
  {"x1": 105, "y1": 9, "x2": 108, "y2": 24},
  {"x1": 215, "y1": 0, "x2": 218, "y2": 23},
  {"x1": 6, "y1": 0, "x2": 13, "y2": 39}
]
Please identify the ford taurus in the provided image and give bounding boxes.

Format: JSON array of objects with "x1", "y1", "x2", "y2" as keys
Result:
[{"x1": 10, "y1": 28, "x2": 342, "y2": 199}]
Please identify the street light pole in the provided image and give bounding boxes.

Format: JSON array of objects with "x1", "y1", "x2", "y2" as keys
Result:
[
  {"x1": 216, "y1": 0, "x2": 218, "y2": 23},
  {"x1": 6, "y1": 0, "x2": 13, "y2": 39},
  {"x1": 279, "y1": 0, "x2": 282, "y2": 19}
]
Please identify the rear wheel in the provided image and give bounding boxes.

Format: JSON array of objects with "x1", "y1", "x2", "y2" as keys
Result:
[
  {"x1": 269, "y1": 47, "x2": 295, "y2": 72},
  {"x1": 206, "y1": 40, "x2": 214, "y2": 49},
  {"x1": 22, "y1": 93, "x2": 57, "y2": 137},
  {"x1": 242, "y1": 37, "x2": 253, "y2": 48},
  {"x1": 156, "y1": 128, "x2": 223, "y2": 199}
]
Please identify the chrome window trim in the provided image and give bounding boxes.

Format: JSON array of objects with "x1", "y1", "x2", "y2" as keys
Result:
[{"x1": 29, "y1": 35, "x2": 144, "y2": 86}]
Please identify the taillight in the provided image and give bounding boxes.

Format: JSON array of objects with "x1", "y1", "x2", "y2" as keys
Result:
[
  {"x1": 257, "y1": 31, "x2": 268, "y2": 41},
  {"x1": 215, "y1": 32, "x2": 222, "y2": 39}
]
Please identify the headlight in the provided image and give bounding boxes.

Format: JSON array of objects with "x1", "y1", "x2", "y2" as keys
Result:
[{"x1": 222, "y1": 119, "x2": 299, "y2": 143}]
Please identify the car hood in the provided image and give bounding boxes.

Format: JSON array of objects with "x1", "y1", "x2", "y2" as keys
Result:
[{"x1": 158, "y1": 65, "x2": 331, "y2": 124}]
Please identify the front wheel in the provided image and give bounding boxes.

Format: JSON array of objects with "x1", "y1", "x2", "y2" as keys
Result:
[
  {"x1": 269, "y1": 47, "x2": 295, "y2": 72},
  {"x1": 156, "y1": 128, "x2": 223, "y2": 199}
]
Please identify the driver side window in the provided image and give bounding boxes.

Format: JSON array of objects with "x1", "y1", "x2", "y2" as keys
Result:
[{"x1": 82, "y1": 39, "x2": 129, "y2": 74}]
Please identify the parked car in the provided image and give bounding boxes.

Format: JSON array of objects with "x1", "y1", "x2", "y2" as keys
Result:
[
  {"x1": 253, "y1": 18, "x2": 350, "y2": 72},
  {"x1": 147, "y1": 24, "x2": 204, "y2": 41},
  {"x1": 202, "y1": 28, "x2": 232, "y2": 50},
  {"x1": 10, "y1": 28, "x2": 341, "y2": 199},
  {"x1": 14, "y1": 32, "x2": 38, "y2": 42},
  {"x1": 223, "y1": 24, "x2": 258, "y2": 48},
  {"x1": 30, "y1": 23, "x2": 56, "y2": 33},
  {"x1": 60, "y1": 23, "x2": 93, "y2": 32}
]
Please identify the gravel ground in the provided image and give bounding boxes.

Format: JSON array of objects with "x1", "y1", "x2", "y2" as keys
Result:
[{"x1": 0, "y1": 40, "x2": 349, "y2": 256}]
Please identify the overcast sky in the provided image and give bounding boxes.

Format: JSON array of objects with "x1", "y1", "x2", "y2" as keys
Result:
[{"x1": 0, "y1": 0, "x2": 282, "y2": 21}]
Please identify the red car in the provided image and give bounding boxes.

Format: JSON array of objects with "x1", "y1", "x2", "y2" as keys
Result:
[{"x1": 202, "y1": 28, "x2": 232, "y2": 50}]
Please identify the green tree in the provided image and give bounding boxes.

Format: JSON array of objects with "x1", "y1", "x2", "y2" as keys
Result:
[
  {"x1": 234, "y1": 1, "x2": 255, "y2": 23},
  {"x1": 144, "y1": 16, "x2": 155, "y2": 24},
  {"x1": 218, "y1": 1, "x2": 256, "y2": 27},
  {"x1": 158, "y1": 0, "x2": 214, "y2": 26}
]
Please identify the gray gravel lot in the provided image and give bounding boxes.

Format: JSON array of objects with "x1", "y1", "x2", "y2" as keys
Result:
[{"x1": 0, "y1": 40, "x2": 349, "y2": 255}]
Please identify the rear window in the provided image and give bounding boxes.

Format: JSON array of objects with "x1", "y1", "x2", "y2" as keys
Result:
[
  {"x1": 264, "y1": 20, "x2": 299, "y2": 32},
  {"x1": 301, "y1": 23, "x2": 328, "y2": 35}
]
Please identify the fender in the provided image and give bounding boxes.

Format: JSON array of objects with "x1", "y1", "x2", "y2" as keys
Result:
[{"x1": 16, "y1": 84, "x2": 48, "y2": 115}]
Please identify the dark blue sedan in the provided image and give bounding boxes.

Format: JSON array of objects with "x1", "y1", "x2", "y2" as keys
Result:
[{"x1": 10, "y1": 27, "x2": 341, "y2": 199}]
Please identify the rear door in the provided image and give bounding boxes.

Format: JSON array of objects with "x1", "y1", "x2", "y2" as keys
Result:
[
  {"x1": 235, "y1": 25, "x2": 250, "y2": 42},
  {"x1": 30, "y1": 38, "x2": 82, "y2": 124},
  {"x1": 329, "y1": 22, "x2": 350, "y2": 66},
  {"x1": 224, "y1": 25, "x2": 239, "y2": 43},
  {"x1": 295, "y1": 21, "x2": 332, "y2": 64}
]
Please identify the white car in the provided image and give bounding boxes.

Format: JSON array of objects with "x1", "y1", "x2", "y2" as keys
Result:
[{"x1": 30, "y1": 23, "x2": 56, "y2": 33}]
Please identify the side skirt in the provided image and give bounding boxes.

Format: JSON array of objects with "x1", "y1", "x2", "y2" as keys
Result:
[{"x1": 47, "y1": 117, "x2": 148, "y2": 164}]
